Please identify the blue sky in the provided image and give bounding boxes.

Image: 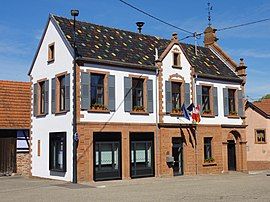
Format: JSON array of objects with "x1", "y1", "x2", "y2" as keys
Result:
[{"x1": 0, "y1": 0, "x2": 269, "y2": 100}]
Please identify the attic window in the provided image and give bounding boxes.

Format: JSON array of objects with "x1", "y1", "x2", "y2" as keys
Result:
[
  {"x1": 172, "y1": 52, "x2": 181, "y2": 68},
  {"x1": 48, "y1": 43, "x2": 55, "y2": 63}
]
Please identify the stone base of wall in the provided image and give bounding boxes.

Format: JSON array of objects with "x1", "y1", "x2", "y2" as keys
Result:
[
  {"x1": 247, "y1": 161, "x2": 270, "y2": 171},
  {"x1": 16, "y1": 152, "x2": 31, "y2": 176}
]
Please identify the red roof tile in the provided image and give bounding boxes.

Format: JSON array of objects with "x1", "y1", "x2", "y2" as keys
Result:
[
  {"x1": 0, "y1": 80, "x2": 31, "y2": 129},
  {"x1": 253, "y1": 98, "x2": 270, "y2": 115}
]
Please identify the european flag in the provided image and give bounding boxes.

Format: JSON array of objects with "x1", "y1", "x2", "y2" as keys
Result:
[{"x1": 181, "y1": 103, "x2": 190, "y2": 120}]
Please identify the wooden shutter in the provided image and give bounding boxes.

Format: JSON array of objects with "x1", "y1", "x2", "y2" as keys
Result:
[
  {"x1": 108, "y1": 75, "x2": 115, "y2": 111},
  {"x1": 65, "y1": 74, "x2": 70, "y2": 111},
  {"x1": 147, "y1": 79, "x2": 153, "y2": 113},
  {"x1": 223, "y1": 88, "x2": 229, "y2": 116},
  {"x1": 238, "y1": 90, "x2": 244, "y2": 117},
  {"x1": 213, "y1": 87, "x2": 218, "y2": 116},
  {"x1": 165, "y1": 81, "x2": 172, "y2": 113},
  {"x1": 33, "y1": 83, "x2": 38, "y2": 117},
  {"x1": 81, "y1": 72, "x2": 90, "y2": 110},
  {"x1": 185, "y1": 83, "x2": 190, "y2": 107},
  {"x1": 124, "y1": 77, "x2": 132, "y2": 112},
  {"x1": 196, "y1": 85, "x2": 202, "y2": 112},
  {"x1": 44, "y1": 80, "x2": 49, "y2": 115},
  {"x1": 51, "y1": 78, "x2": 56, "y2": 114}
]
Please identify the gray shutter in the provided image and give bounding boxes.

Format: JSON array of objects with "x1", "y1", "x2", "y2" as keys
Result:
[
  {"x1": 51, "y1": 78, "x2": 56, "y2": 114},
  {"x1": 33, "y1": 83, "x2": 38, "y2": 117},
  {"x1": 44, "y1": 80, "x2": 49, "y2": 115},
  {"x1": 147, "y1": 79, "x2": 153, "y2": 113},
  {"x1": 124, "y1": 77, "x2": 132, "y2": 112},
  {"x1": 196, "y1": 85, "x2": 202, "y2": 113},
  {"x1": 165, "y1": 81, "x2": 172, "y2": 113},
  {"x1": 108, "y1": 75, "x2": 115, "y2": 111},
  {"x1": 238, "y1": 90, "x2": 244, "y2": 117},
  {"x1": 223, "y1": 88, "x2": 229, "y2": 116},
  {"x1": 213, "y1": 87, "x2": 218, "y2": 116},
  {"x1": 185, "y1": 83, "x2": 190, "y2": 106},
  {"x1": 81, "y1": 72, "x2": 90, "y2": 110},
  {"x1": 65, "y1": 74, "x2": 70, "y2": 111}
]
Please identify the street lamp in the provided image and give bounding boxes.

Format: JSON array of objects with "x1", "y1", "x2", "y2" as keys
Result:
[{"x1": 71, "y1": 9, "x2": 79, "y2": 184}]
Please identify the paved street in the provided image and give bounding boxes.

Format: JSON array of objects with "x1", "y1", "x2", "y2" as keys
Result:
[{"x1": 1, "y1": 172, "x2": 270, "y2": 202}]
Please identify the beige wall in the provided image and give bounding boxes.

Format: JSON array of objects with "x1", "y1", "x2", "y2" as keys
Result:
[{"x1": 246, "y1": 108, "x2": 270, "y2": 161}]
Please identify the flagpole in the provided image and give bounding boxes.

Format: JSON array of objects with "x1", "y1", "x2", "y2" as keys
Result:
[{"x1": 193, "y1": 73, "x2": 198, "y2": 175}]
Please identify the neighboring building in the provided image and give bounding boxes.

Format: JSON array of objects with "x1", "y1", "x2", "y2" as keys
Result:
[
  {"x1": 246, "y1": 98, "x2": 270, "y2": 171},
  {"x1": 29, "y1": 14, "x2": 248, "y2": 182},
  {"x1": 0, "y1": 80, "x2": 31, "y2": 176}
]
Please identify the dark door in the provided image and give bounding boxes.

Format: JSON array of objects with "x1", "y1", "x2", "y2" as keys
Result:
[
  {"x1": 93, "y1": 133, "x2": 121, "y2": 181},
  {"x1": 0, "y1": 137, "x2": 16, "y2": 175},
  {"x1": 172, "y1": 137, "x2": 183, "y2": 176},
  {"x1": 227, "y1": 140, "x2": 236, "y2": 171}
]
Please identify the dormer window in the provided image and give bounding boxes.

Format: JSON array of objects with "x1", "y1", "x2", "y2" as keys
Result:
[{"x1": 48, "y1": 43, "x2": 55, "y2": 63}]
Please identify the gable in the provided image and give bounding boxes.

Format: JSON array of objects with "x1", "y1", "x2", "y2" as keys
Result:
[{"x1": 28, "y1": 15, "x2": 73, "y2": 77}]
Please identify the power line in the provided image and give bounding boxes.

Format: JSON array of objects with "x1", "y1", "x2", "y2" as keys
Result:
[
  {"x1": 217, "y1": 18, "x2": 270, "y2": 32},
  {"x1": 119, "y1": 0, "x2": 193, "y2": 34}
]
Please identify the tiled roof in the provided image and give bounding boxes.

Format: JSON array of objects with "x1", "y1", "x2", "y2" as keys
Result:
[
  {"x1": 53, "y1": 15, "x2": 239, "y2": 80},
  {"x1": 0, "y1": 80, "x2": 31, "y2": 129},
  {"x1": 253, "y1": 98, "x2": 270, "y2": 116}
]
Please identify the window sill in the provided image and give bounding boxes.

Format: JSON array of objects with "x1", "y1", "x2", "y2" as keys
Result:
[
  {"x1": 201, "y1": 113, "x2": 215, "y2": 118},
  {"x1": 172, "y1": 65, "x2": 182, "y2": 69},
  {"x1": 36, "y1": 113, "x2": 47, "y2": 118},
  {"x1": 255, "y1": 142, "x2": 267, "y2": 144},
  {"x1": 47, "y1": 59, "x2": 55, "y2": 64},
  {"x1": 49, "y1": 169, "x2": 66, "y2": 173},
  {"x1": 203, "y1": 162, "x2": 217, "y2": 167},
  {"x1": 130, "y1": 111, "x2": 149, "y2": 115},
  {"x1": 170, "y1": 112, "x2": 183, "y2": 117},
  {"x1": 88, "y1": 109, "x2": 110, "y2": 113},
  {"x1": 227, "y1": 115, "x2": 239, "y2": 119},
  {"x1": 54, "y1": 110, "x2": 68, "y2": 115}
]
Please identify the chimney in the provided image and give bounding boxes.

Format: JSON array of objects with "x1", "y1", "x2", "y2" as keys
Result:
[
  {"x1": 171, "y1": 32, "x2": 178, "y2": 42},
  {"x1": 236, "y1": 58, "x2": 247, "y2": 84},
  {"x1": 203, "y1": 26, "x2": 218, "y2": 47},
  {"x1": 136, "y1": 22, "x2": 145, "y2": 34}
]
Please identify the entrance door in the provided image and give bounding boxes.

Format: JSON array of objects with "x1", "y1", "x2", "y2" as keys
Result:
[
  {"x1": 93, "y1": 133, "x2": 121, "y2": 181},
  {"x1": 0, "y1": 137, "x2": 16, "y2": 175},
  {"x1": 227, "y1": 140, "x2": 236, "y2": 171},
  {"x1": 172, "y1": 137, "x2": 183, "y2": 176}
]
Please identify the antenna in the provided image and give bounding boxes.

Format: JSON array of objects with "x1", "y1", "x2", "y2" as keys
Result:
[{"x1": 207, "y1": 2, "x2": 213, "y2": 27}]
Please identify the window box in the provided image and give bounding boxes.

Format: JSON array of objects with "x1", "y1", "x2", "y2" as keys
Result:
[
  {"x1": 204, "y1": 157, "x2": 215, "y2": 163},
  {"x1": 133, "y1": 106, "x2": 145, "y2": 112},
  {"x1": 170, "y1": 108, "x2": 183, "y2": 116},
  {"x1": 203, "y1": 162, "x2": 217, "y2": 167}
]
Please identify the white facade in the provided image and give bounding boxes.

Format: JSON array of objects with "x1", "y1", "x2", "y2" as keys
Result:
[
  {"x1": 80, "y1": 64, "x2": 157, "y2": 123},
  {"x1": 30, "y1": 20, "x2": 74, "y2": 181}
]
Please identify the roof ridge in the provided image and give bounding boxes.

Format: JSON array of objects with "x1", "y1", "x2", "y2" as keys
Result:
[{"x1": 52, "y1": 14, "x2": 170, "y2": 42}]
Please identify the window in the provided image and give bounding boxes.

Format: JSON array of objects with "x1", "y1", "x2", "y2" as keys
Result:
[
  {"x1": 39, "y1": 81, "x2": 46, "y2": 114},
  {"x1": 173, "y1": 52, "x2": 180, "y2": 67},
  {"x1": 204, "y1": 137, "x2": 212, "y2": 161},
  {"x1": 59, "y1": 76, "x2": 65, "y2": 111},
  {"x1": 49, "y1": 132, "x2": 66, "y2": 172},
  {"x1": 171, "y1": 82, "x2": 181, "y2": 112},
  {"x1": 91, "y1": 73, "x2": 105, "y2": 107},
  {"x1": 48, "y1": 43, "x2": 55, "y2": 62},
  {"x1": 228, "y1": 89, "x2": 236, "y2": 115},
  {"x1": 94, "y1": 132, "x2": 121, "y2": 181},
  {"x1": 202, "y1": 86, "x2": 211, "y2": 114},
  {"x1": 130, "y1": 133, "x2": 154, "y2": 178},
  {"x1": 255, "y1": 129, "x2": 266, "y2": 143},
  {"x1": 132, "y1": 78, "x2": 144, "y2": 110}
]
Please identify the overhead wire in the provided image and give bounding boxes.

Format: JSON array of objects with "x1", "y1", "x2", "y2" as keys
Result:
[{"x1": 119, "y1": 0, "x2": 193, "y2": 34}]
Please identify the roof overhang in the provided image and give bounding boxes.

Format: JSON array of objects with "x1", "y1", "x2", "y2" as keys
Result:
[
  {"x1": 77, "y1": 57, "x2": 157, "y2": 71},
  {"x1": 197, "y1": 73, "x2": 243, "y2": 83}
]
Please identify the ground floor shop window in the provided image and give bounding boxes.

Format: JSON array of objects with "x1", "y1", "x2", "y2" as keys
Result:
[
  {"x1": 130, "y1": 133, "x2": 154, "y2": 178},
  {"x1": 49, "y1": 132, "x2": 66, "y2": 172},
  {"x1": 94, "y1": 132, "x2": 121, "y2": 181}
]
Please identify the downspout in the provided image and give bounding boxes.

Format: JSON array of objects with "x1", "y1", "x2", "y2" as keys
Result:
[
  {"x1": 155, "y1": 48, "x2": 159, "y2": 177},
  {"x1": 193, "y1": 72, "x2": 198, "y2": 175}
]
